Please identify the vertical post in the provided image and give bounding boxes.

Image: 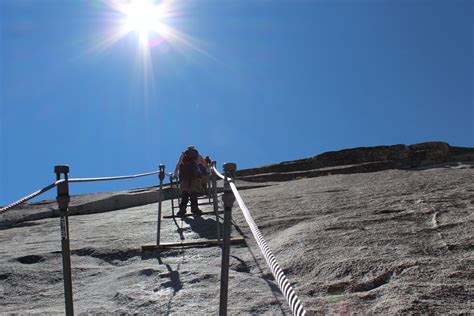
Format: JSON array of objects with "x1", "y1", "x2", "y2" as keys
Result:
[
  {"x1": 219, "y1": 162, "x2": 236, "y2": 316},
  {"x1": 212, "y1": 161, "x2": 220, "y2": 241},
  {"x1": 208, "y1": 162, "x2": 212, "y2": 204},
  {"x1": 208, "y1": 177, "x2": 212, "y2": 203},
  {"x1": 170, "y1": 175, "x2": 175, "y2": 216},
  {"x1": 55, "y1": 165, "x2": 74, "y2": 316},
  {"x1": 157, "y1": 164, "x2": 165, "y2": 246}
]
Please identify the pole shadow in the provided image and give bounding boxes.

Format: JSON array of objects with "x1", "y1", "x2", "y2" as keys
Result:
[{"x1": 171, "y1": 216, "x2": 185, "y2": 241}]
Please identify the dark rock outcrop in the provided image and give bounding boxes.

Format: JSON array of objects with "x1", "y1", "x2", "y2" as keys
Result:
[{"x1": 235, "y1": 142, "x2": 474, "y2": 182}]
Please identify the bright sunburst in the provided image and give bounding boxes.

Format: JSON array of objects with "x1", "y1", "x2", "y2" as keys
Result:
[
  {"x1": 119, "y1": 0, "x2": 168, "y2": 46},
  {"x1": 85, "y1": 0, "x2": 215, "y2": 94},
  {"x1": 90, "y1": 0, "x2": 183, "y2": 91},
  {"x1": 91, "y1": 0, "x2": 211, "y2": 62}
]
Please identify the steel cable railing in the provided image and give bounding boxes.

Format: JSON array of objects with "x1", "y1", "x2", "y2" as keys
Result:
[
  {"x1": 0, "y1": 179, "x2": 65, "y2": 214},
  {"x1": 69, "y1": 170, "x2": 160, "y2": 183},
  {"x1": 213, "y1": 167, "x2": 307, "y2": 316},
  {"x1": 0, "y1": 169, "x2": 161, "y2": 214},
  {"x1": 213, "y1": 168, "x2": 225, "y2": 180}
]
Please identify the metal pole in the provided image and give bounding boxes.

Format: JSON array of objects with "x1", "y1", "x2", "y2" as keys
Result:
[
  {"x1": 212, "y1": 161, "x2": 220, "y2": 241},
  {"x1": 208, "y1": 163, "x2": 212, "y2": 204},
  {"x1": 170, "y1": 175, "x2": 175, "y2": 216},
  {"x1": 219, "y1": 162, "x2": 236, "y2": 316},
  {"x1": 208, "y1": 176, "x2": 212, "y2": 204},
  {"x1": 55, "y1": 165, "x2": 74, "y2": 316},
  {"x1": 157, "y1": 164, "x2": 165, "y2": 246}
]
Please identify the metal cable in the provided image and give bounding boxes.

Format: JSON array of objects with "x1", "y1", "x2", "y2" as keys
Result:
[
  {"x1": 1, "y1": 169, "x2": 160, "y2": 213},
  {"x1": 211, "y1": 167, "x2": 306, "y2": 315},
  {"x1": 229, "y1": 182, "x2": 306, "y2": 316},
  {"x1": 213, "y1": 168, "x2": 225, "y2": 180},
  {"x1": 0, "y1": 179, "x2": 64, "y2": 214},
  {"x1": 230, "y1": 182, "x2": 306, "y2": 314},
  {"x1": 68, "y1": 170, "x2": 160, "y2": 183}
]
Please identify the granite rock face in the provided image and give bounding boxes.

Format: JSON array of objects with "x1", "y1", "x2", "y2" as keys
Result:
[
  {"x1": 0, "y1": 142, "x2": 473, "y2": 314},
  {"x1": 235, "y1": 142, "x2": 474, "y2": 182}
]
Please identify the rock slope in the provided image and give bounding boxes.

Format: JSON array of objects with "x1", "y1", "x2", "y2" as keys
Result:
[
  {"x1": 0, "y1": 142, "x2": 473, "y2": 314},
  {"x1": 235, "y1": 141, "x2": 474, "y2": 182}
]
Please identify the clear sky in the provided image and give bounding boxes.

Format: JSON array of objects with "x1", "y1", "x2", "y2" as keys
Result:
[{"x1": 1, "y1": 0, "x2": 473, "y2": 205}]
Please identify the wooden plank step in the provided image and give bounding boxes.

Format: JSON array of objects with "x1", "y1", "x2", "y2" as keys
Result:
[
  {"x1": 142, "y1": 236, "x2": 245, "y2": 249},
  {"x1": 171, "y1": 202, "x2": 213, "y2": 209},
  {"x1": 163, "y1": 211, "x2": 223, "y2": 218}
]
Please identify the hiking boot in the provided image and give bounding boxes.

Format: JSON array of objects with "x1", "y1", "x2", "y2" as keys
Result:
[
  {"x1": 191, "y1": 207, "x2": 203, "y2": 216},
  {"x1": 177, "y1": 207, "x2": 187, "y2": 217}
]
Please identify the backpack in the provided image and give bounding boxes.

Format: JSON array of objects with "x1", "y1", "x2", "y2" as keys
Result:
[
  {"x1": 179, "y1": 151, "x2": 200, "y2": 181},
  {"x1": 185, "y1": 147, "x2": 198, "y2": 160},
  {"x1": 198, "y1": 163, "x2": 208, "y2": 177}
]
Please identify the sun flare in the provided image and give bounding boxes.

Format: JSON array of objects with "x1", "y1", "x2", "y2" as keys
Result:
[
  {"x1": 87, "y1": 0, "x2": 214, "y2": 90},
  {"x1": 121, "y1": 0, "x2": 165, "y2": 38},
  {"x1": 97, "y1": 0, "x2": 208, "y2": 57}
]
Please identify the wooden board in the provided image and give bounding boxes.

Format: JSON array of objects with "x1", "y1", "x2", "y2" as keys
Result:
[
  {"x1": 142, "y1": 236, "x2": 245, "y2": 249},
  {"x1": 163, "y1": 210, "x2": 223, "y2": 218},
  {"x1": 171, "y1": 202, "x2": 213, "y2": 208}
]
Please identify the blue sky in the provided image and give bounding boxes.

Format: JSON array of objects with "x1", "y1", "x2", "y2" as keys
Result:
[{"x1": 1, "y1": 0, "x2": 473, "y2": 205}]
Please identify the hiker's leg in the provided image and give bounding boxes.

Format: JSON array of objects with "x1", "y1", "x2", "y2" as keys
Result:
[
  {"x1": 201, "y1": 177, "x2": 208, "y2": 195},
  {"x1": 179, "y1": 191, "x2": 190, "y2": 211},
  {"x1": 190, "y1": 192, "x2": 202, "y2": 214},
  {"x1": 190, "y1": 192, "x2": 198, "y2": 209}
]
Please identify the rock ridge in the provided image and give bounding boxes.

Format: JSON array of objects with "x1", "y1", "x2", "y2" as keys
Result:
[{"x1": 235, "y1": 142, "x2": 474, "y2": 182}]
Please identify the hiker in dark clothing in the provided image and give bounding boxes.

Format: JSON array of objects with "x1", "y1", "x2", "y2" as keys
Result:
[{"x1": 175, "y1": 146, "x2": 204, "y2": 216}]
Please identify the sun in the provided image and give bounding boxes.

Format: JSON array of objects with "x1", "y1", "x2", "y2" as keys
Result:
[
  {"x1": 83, "y1": 0, "x2": 216, "y2": 107},
  {"x1": 90, "y1": 0, "x2": 212, "y2": 87},
  {"x1": 98, "y1": 0, "x2": 204, "y2": 55},
  {"x1": 121, "y1": 0, "x2": 165, "y2": 37},
  {"x1": 109, "y1": 0, "x2": 173, "y2": 48}
]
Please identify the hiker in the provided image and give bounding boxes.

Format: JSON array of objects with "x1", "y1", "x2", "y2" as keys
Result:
[{"x1": 174, "y1": 146, "x2": 206, "y2": 216}]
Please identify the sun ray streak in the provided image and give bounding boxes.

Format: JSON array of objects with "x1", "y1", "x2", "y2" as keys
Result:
[{"x1": 77, "y1": 0, "x2": 229, "y2": 98}]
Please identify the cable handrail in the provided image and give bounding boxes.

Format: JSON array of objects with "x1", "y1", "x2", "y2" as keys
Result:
[
  {"x1": 213, "y1": 167, "x2": 225, "y2": 180},
  {"x1": 69, "y1": 170, "x2": 160, "y2": 183},
  {"x1": 0, "y1": 179, "x2": 65, "y2": 214},
  {"x1": 1, "y1": 169, "x2": 163, "y2": 214},
  {"x1": 166, "y1": 172, "x2": 177, "y2": 179},
  {"x1": 213, "y1": 166, "x2": 307, "y2": 316}
]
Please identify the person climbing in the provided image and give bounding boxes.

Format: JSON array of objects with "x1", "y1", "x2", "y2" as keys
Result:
[{"x1": 174, "y1": 146, "x2": 205, "y2": 216}]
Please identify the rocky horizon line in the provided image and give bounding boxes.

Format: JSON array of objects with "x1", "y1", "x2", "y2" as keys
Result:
[{"x1": 235, "y1": 141, "x2": 474, "y2": 182}]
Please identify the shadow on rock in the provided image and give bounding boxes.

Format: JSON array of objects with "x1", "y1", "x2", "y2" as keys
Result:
[
  {"x1": 183, "y1": 216, "x2": 223, "y2": 240},
  {"x1": 158, "y1": 258, "x2": 183, "y2": 315},
  {"x1": 70, "y1": 247, "x2": 141, "y2": 265}
]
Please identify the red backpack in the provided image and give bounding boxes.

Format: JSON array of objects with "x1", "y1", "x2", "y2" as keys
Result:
[{"x1": 179, "y1": 150, "x2": 199, "y2": 181}]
